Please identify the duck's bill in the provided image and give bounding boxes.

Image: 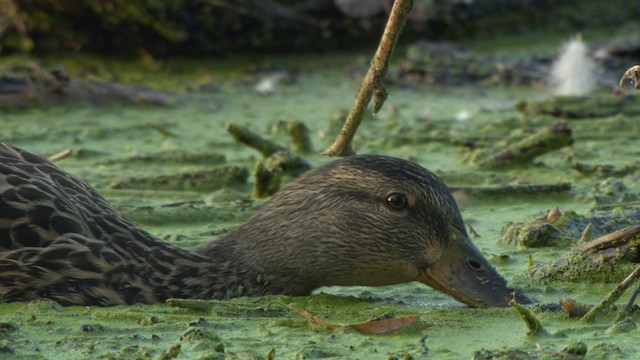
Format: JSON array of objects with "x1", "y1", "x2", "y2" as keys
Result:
[{"x1": 417, "y1": 229, "x2": 534, "y2": 308}]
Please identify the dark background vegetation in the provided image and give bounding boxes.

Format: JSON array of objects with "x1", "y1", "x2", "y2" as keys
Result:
[{"x1": 2, "y1": 0, "x2": 639, "y2": 57}]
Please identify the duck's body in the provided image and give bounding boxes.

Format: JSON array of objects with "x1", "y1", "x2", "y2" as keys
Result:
[{"x1": 0, "y1": 144, "x2": 526, "y2": 307}]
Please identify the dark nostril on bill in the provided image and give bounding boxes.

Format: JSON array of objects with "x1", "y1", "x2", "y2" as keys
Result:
[{"x1": 468, "y1": 259, "x2": 484, "y2": 271}]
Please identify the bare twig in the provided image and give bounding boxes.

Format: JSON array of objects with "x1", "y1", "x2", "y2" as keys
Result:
[
  {"x1": 576, "y1": 223, "x2": 593, "y2": 245},
  {"x1": 48, "y1": 149, "x2": 73, "y2": 162},
  {"x1": 581, "y1": 264, "x2": 640, "y2": 322},
  {"x1": 322, "y1": 0, "x2": 414, "y2": 157},
  {"x1": 473, "y1": 122, "x2": 573, "y2": 167},
  {"x1": 226, "y1": 123, "x2": 286, "y2": 157}
]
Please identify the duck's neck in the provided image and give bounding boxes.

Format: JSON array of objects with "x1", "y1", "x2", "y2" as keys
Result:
[
  {"x1": 188, "y1": 226, "x2": 316, "y2": 300},
  {"x1": 55, "y1": 213, "x2": 314, "y2": 305},
  {"x1": 133, "y1": 196, "x2": 324, "y2": 302}
]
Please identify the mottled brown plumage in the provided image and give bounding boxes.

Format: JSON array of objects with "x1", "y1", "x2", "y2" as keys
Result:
[{"x1": 0, "y1": 143, "x2": 527, "y2": 306}]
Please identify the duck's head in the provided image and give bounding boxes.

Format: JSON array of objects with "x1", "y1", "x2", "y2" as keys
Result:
[{"x1": 233, "y1": 155, "x2": 530, "y2": 307}]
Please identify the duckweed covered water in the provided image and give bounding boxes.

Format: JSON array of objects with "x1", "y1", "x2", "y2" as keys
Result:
[{"x1": 2, "y1": 44, "x2": 640, "y2": 358}]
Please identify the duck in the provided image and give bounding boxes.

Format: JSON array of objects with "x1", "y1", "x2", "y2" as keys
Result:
[{"x1": 0, "y1": 143, "x2": 529, "y2": 307}]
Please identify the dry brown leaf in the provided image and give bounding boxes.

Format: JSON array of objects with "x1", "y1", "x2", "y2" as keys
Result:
[{"x1": 272, "y1": 302, "x2": 419, "y2": 334}]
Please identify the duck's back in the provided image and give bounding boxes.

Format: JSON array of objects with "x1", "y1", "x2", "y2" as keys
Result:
[
  {"x1": 0, "y1": 143, "x2": 130, "y2": 250},
  {"x1": 0, "y1": 144, "x2": 204, "y2": 305}
]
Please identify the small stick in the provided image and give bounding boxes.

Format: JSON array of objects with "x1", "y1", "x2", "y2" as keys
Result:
[
  {"x1": 576, "y1": 223, "x2": 593, "y2": 245},
  {"x1": 322, "y1": 0, "x2": 414, "y2": 157},
  {"x1": 571, "y1": 225, "x2": 640, "y2": 255},
  {"x1": 226, "y1": 123, "x2": 286, "y2": 157},
  {"x1": 287, "y1": 120, "x2": 312, "y2": 153},
  {"x1": 48, "y1": 149, "x2": 73, "y2": 162},
  {"x1": 474, "y1": 122, "x2": 573, "y2": 167},
  {"x1": 581, "y1": 264, "x2": 640, "y2": 322}
]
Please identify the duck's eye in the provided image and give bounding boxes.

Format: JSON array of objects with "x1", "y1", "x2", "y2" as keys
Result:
[
  {"x1": 386, "y1": 193, "x2": 408, "y2": 210},
  {"x1": 467, "y1": 259, "x2": 484, "y2": 272}
]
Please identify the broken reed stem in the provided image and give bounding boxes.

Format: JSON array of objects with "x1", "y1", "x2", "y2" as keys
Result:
[
  {"x1": 576, "y1": 223, "x2": 593, "y2": 245},
  {"x1": 581, "y1": 264, "x2": 640, "y2": 322},
  {"x1": 509, "y1": 299, "x2": 547, "y2": 336},
  {"x1": 226, "y1": 123, "x2": 285, "y2": 157},
  {"x1": 322, "y1": 0, "x2": 413, "y2": 157},
  {"x1": 48, "y1": 149, "x2": 73, "y2": 162},
  {"x1": 474, "y1": 122, "x2": 573, "y2": 167}
]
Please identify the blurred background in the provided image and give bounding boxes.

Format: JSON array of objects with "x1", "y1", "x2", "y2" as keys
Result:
[{"x1": 3, "y1": 0, "x2": 639, "y2": 57}]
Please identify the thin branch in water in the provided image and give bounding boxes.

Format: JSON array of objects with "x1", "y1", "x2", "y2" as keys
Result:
[
  {"x1": 581, "y1": 264, "x2": 640, "y2": 322},
  {"x1": 226, "y1": 123, "x2": 285, "y2": 157},
  {"x1": 322, "y1": 0, "x2": 414, "y2": 157},
  {"x1": 49, "y1": 149, "x2": 73, "y2": 162}
]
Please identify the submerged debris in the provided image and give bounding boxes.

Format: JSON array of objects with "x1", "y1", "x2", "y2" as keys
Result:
[
  {"x1": 474, "y1": 341, "x2": 588, "y2": 360},
  {"x1": 472, "y1": 122, "x2": 573, "y2": 168},
  {"x1": 500, "y1": 221, "x2": 567, "y2": 248},
  {"x1": 111, "y1": 167, "x2": 248, "y2": 192},
  {"x1": 451, "y1": 183, "x2": 571, "y2": 198},
  {"x1": 398, "y1": 40, "x2": 548, "y2": 86},
  {"x1": 101, "y1": 150, "x2": 226, "y2": 165},
  {"x1": 227, "y1": 123, "x2": 286, "y2": 157},
  {"x1": 0, "y1": 63, "x2": 173, "y2": 107},
  {"x1": 605, "y1": 316, "x2": 637, "y2": 333},
  {"x1": 227, "y1": 123, "x2": 311, "y2": 198},
  {"x1": 571, "y1": 160, "x2": 640, "y2": 178},
  {"x1": 473, "y1": 348, "x2": 536, "y2": 360},
  {"x1": 522, "y1": 225, "x2": 640, "y2": 284},
  {"x1": 582, "y1": 264, "x2": 640, "y2": 322},
  {"x1": 272, "y1": 302, "x2": 420, "y2": 334},
  {"x1": 286, "y1": 120, "x2": 313, "y2": 153},
  {"x1": 559, "y1": 298, "x2": 584, "y2": 317},
  {"x1": 516, "y1": 94, "x2": 640, "y2": 118},
  {"x1": 253, "y1": 151, "x2": 311, "y2": 198},
  {"x1": 500, "y1": 205, "x2": 640, "y2": 249},
  {"x1": 592, "y1": 178, "x2": 640, "y2": 205}
]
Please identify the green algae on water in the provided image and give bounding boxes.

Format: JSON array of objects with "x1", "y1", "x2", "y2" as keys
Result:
[
  {"x1": 6, "y1": 38, "x2": 640, "y2": 358},
  {"x1": 111, "y1": 166, "x2": 248, "y2": 192}
]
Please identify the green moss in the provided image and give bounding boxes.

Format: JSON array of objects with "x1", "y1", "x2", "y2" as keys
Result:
[
  {"x1": 180, "y1": 327, "x2": 220, "y2": 342},
  {"x1": 500, "y1": 222, "x2": 568, "y2": 248},
  {"x1": 606, "y1": 318, "x2": 637, "y2": 334},
  {"x1": 520, "y1": 249, "x2": 638, "y2": 284},
  {"x1": 286, "y1": 120, "x2": 312, "y2": 154},
  {"x1": 110, "y1": 166, "x2": 248, "y2": 192},
  {"x1": 102, "y1": 150, "x2": 226, "y2": 165}
]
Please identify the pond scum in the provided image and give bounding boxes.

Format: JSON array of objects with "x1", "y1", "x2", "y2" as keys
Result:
[{"x1": 3, "y1": 37, "x2": 640, "y2": 358}]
